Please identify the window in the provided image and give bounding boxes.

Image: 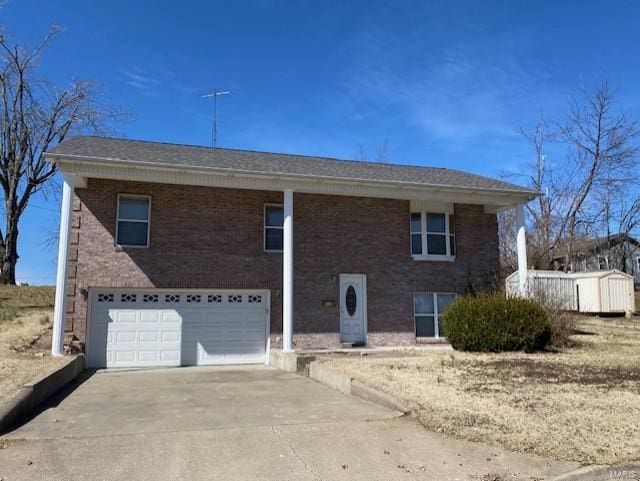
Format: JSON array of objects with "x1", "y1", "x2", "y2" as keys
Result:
[
  {"x1": 597, "y1": 256, "x2": 608, "y2": 270},
  {"x1": 414, "y1": 292, "x2": 456, "y2": 338},
  {"x1": 410, "y1": 209, "x2": 455, "y2": 259},
  {"x1": 264, "y1": 204, "x2": 284, "y2": 251},
  {"x1": 427, "y1": 213, "x2": 447, "y2": 255},
  {"x1": 116, "y1": 194, "x2": 150, "y2": 247},
  {"x1": 636, "y1": 257, "x2": 640, "y2": 273},
  {"x1": 410, "y1": 213, "x2": 422, "y2": 255}
]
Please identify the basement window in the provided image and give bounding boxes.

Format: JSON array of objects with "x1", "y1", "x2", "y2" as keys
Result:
[
  {"x1": 116, "y1": 194, "x2": 150, "y2": 248},
  {"x1": 414, "y1": 292, "x2": 456, "y2": 338}
]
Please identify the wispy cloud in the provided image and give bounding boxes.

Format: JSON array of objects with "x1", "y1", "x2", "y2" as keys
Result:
[
  {"x1": 333, "y1": 7, "x2": 557, "y2": 152},
  {"x1": 120, "y1": 62, "x2": 203, "y2": 100},
  {"x1": 119, "y1": 62, "x2": 197, "y2": 97},
  {"x1": 120, "y1": 68, "x2": 163, "y2": 94}
]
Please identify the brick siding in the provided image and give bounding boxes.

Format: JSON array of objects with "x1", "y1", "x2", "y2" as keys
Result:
[{"x1": 65, "y1": 179, "x2": 499, "y2": 349}]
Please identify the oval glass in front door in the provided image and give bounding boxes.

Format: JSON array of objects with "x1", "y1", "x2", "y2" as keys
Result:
[
  {"x1": 339, "y1": 274, "x2": 367, "y2": 345},
  {"x1": 346, "y1": 285, "x2": 357, "y2": 316}
]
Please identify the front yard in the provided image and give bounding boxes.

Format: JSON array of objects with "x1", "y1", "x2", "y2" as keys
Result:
[
  {"x1": 0, "y1": 286, "x2": 66, "y2": 405},
  {"x1": 319, "y1": 316, "x2": 640, "y2": 465}
]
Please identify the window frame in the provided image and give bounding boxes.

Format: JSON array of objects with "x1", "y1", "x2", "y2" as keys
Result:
[
  {"x1": 263, "y1": 203, "x2": 284, "y2": 253},
  {"x1": 597, "y1": 255, "x2": 608, "y2": 270},
  {"x1": 115, "y1": 194, "x2": 151, "y2": 248},
  {"x1": 413, "y1": 292, "x2": 456, "y2": 339},
  {"x1": 410, "y1": 208, "x2": 456, "y2": 261},
  {"x1": 410, "y1": 212, "x2": 423, "y2": 256}
]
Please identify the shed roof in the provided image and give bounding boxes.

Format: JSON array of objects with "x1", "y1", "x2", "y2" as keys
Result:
[{"x1": 569, "y1": 270, "x2": 634, "y2": 279}]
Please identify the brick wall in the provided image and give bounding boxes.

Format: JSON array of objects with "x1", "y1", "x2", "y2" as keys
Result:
[{"x1": 65, "y1": 179, "x2": 499, "y2": 349}]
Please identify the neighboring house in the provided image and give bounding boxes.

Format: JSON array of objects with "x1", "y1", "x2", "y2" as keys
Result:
[
  {"x1": 552, "y1": 234, "x2": 640, "y2": 287},
  {"x1": 46, "y1": 136, "x2": 537, "y2": 368}
]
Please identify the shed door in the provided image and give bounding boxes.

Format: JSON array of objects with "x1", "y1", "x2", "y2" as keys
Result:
[
  {"x1": 87, "y1": 289, "x2": 268, "y2": 368},
  {"x1": 606, "y1": 277, "x2": 631, "y2": 312}
]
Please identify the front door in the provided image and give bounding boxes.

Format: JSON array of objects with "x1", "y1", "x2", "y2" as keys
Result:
[{"x1": 339, "y1": 274, "x2": 367, "y2": 344}]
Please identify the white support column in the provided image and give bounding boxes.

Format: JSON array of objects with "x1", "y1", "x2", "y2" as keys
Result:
[
  {"x1": 282, "y1": 189, "x2": 294, "y2": 352},
  {"x1": 515, "y1": 204, "x2": 528, "y2": 297},
  {"x1": 51, "y1": 174, "x2": 75, "y2": 357}
]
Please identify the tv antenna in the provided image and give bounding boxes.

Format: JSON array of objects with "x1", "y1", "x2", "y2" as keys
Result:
[{"x1": 202, "y1": 89, "x2": 231, "y2": 148}]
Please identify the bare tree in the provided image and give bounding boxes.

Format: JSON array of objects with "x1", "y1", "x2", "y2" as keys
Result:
[
  {"x1": 375, "y1": 139, "x2": 389, "y2": 163},
  {"x1": 505, "y1": 118, "x2": 573, "y2": 269},
  {"x1": 497, "y1": 207, "x2": 517, "y2": 276},
  {"x1": 354, "y1": 140, "x2": 390, "y2": 163},
  {"x1": 595, "y1": 187, "x2": 640, "y2": 273},
  {"x1": 557, "y1": 81, "x2": 639, "y2": 267},
  {"x1": 0, "y1": 27, "x2": 121, "y2": 284},
  {"x1": 517, "y1": 119, "x2": 561, "y2": 268},
  {"x1": 506, "y1": 81, "x2": 639, "y2": 273}
]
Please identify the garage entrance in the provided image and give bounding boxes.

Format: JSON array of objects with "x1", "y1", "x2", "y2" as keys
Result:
[{"x1": 86, "y1": 289, "x2": 269, "y2": 368}]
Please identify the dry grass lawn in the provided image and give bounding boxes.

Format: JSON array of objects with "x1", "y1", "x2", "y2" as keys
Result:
[
  {"x1": 0, "y1": 285, "x2": 55, "y2": 309},
  {"x1": 0, "y1": 286, "x2": 65, "y2": 405},
  {"x1": 320, "y1": 316, "x2": 640, "y2": 465}
]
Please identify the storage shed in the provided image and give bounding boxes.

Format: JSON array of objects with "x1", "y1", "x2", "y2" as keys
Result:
[
  {"x1": 572, "y1": 270, "x2": 635, "y2": 316},
  {"x1": 505, "y1": 270, "x2": 577, "y2": 310}
]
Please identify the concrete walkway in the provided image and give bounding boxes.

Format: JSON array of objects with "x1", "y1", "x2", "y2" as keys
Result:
[{"x1": 0, "y1": 366, "x2": 578, "y2": 480}]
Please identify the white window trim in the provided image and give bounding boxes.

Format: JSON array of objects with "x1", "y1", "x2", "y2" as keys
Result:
[
  {"x1": 410, "y1": 208, "x2": 455, "y2": 261},
  {"x1": 116, "y1": 194, "x2": 151, "y2": 248},
  {"x1": 413, "y1": 292, "x2": 455, "y2": 339},
  {"x1": 264, "y1": 203, "x2": 284, "y2": 253}
]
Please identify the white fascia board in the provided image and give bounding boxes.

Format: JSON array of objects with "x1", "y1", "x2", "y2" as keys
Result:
[
  {"x1": 483, "y1": 202, "x2": 532, "y2": 214},
  {"x1": 53, "y1": 157, "x2": 538, "y2": 208}
]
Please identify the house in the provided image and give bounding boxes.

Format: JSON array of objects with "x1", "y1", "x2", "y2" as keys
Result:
[
  {"x1": 46, "y1": 136, "x2": 538, "y2": 368},
  {"x1": 552, "y1": 234, "x2": 640, "y2": 287}
]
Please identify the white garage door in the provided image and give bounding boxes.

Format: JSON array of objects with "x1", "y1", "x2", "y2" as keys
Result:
[{"x1": 87, "y1": 289, "x2": 269, "y2": 368}]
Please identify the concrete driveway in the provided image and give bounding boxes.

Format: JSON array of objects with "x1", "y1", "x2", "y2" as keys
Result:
[{"x1": 0, "y1": 366, "x2": 577, "y2": 480}]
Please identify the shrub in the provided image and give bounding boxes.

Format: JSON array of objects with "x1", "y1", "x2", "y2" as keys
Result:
[
  {"x1": 442, "y1": 293, "x2": 551, "y2": 352},
  {"x1": 528, "y1": 284, "x2": 577, "y2": 349},
  {"x1": 547, "y1": 310, "x2": 578, "y2": 349}
]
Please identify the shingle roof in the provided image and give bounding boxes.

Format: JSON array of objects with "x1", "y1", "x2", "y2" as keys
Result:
[
  {"x1": 554, "y1": 233, "x2": 640, "y2": 258},
  {"x1": 46, "y1": 136, "x2": 538, "y2": 195}
]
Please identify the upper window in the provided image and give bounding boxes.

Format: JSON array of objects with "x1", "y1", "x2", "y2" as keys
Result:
[
  {"x1": 410, "y1": 210, "x2": 455, "y2": 259},
  {"x1": 414, "y1": 292, "x2": 456, "y2": 338},
  {"x1": 116, "y1": 194, "x2": 150, "y2": 247},
  {"x1": 264, "y1": 204, "x2": 284, "y2": 252}
]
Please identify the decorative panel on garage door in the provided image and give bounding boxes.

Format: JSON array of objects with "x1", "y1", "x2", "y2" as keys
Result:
[{"x1": 87, "y1": 289, "x2": 269, "y2": 369}]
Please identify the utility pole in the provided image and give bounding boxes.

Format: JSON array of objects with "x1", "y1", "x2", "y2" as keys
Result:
[{"x1": 202, "y1": 89, "x2": 231, "y2": 148}]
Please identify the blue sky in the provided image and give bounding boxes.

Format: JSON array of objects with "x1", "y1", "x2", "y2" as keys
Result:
[{"x1": 2, "y1": 0, "x2": 639, "y2": 284}]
